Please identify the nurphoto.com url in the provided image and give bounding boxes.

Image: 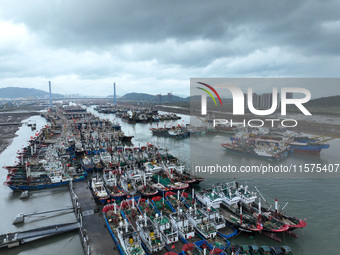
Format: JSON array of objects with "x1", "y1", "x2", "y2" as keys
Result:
[{"x1": 195, "y1": 163, "x2": 339, "y2": 175}]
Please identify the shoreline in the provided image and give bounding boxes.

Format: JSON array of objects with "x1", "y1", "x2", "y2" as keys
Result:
[{"x1": 0, "y1": 111, "x2": 40, "y2": 154}]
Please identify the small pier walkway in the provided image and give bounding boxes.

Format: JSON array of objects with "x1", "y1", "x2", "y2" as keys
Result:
[
  {"x1": 0, "y1": 222, "x2": 79, "y2": 248},
  {"x1": 0, "y1": 122, "x2": 21, "y2": 126},
  {"x1": 70, "y1": 181, "x2": 116, "y2": 255}
]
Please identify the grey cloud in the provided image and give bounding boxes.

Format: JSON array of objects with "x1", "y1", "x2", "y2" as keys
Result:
[
  {"x1": 0, "y1": 0, "x2": 340, "y2": 96},
  {"x1": 1, "y1": 1, "x2": 320, "y2": 46}
]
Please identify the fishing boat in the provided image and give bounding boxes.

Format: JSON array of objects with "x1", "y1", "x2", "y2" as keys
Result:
[
  {"x1": 249, "y1": 245, "x2": 261, "y2": 255},
  {"x1": 81, "y1": 155, "x2": 94, "y2": 172},
  {"x1": 181, "y1": 243, "x2": 204, "y2": 255},
  {"x1": 138, "y1": 198, "x2": 159, "y2": 221},
  {"x1": 167, "y1": 191, "x2": 187, "y2": 213},
  {"x1": 149, "y1": 180, "x2": 167, "y2": 195},
  {"x1": 216, "y1": 182, "x2": 241, "y2": 206},
  {"x1": 92, "y1": 154, "x2": 105, "y2": 171},
  {"x1": 195, "y1": 240, "x2": 227, "y2": 255},
  {"x1": 135, "y1": 215, "x2": 165, "y2": 253},
  {"x1": 4, "y1": 172, "x2": 85, "y2": 191},
  {"x1": 151, "y1": 115, "x2": 160, "y2": 122},
  {"x1": 165, "y1": 164, "x2": 196, "y2": 186},
  {"x1": 221, "y1": 137, "x2": 290, "y2": 161},
  {"x1": 103, "y1": 203, "x2": 145, "y2": 255},
  {"x1": 120, "y1": 199, "x2": 142, "y2": 228},
  {"x1": 152, "y1": 195, "x2": 176, "y2": 216},
  {"x1": 252, "y1": 133, "x2": 333, "y2": 155},
  {"x1": 120, "y1": 174, "x2": 140, "y2": 200},
  {"x1": 179, "y1": 166, "x2": 205, "y2": 186},
  {"x1": 120, "y1": 134, "x2": 134, "y2": 142},
  {"x1": 259, "y1": 246, "x2": 271, "y2": 255},
  {"x1": 270, "y1": 246, "x2": 283, "y2": 255},
  {"x1": 144, "y1": 161, "x2": 163, "y2": 174},
  {"x1": 280, "y1": 246, "x2": 293, "y2": 255},
  {"x1": 250, "y1": 198, "x2": 307, "y2": 231},
  {"x1": 150, "y1": 126, "x2": 189, "y2": 139},
  {"x1": 241, "y1": 200, "x2": 290, "y2": 233},
  {"x1": 135, "y1": 174, "x2": 158, "y2": 198},
  {"x1": 219, "y1": 203, "x2": 263, "y2": 234},
  {"x1": 100, "y1": 151, "x2": 112, "y2": 166},
  {"x1": 201, "y1": 206, "x2": 226, "y2": 230},
  {"x1": 195, "y1": 189, "x2": 223, "y2": 209},
  {"x1": 180, "y1": 190, "x2": 201, "y2": 210},
  {"x1": 153, "y1": 169, "x2": 189, "y2": 192},
  {"x1": 237, "y1": 184, "x2": 257, "y2": 204},
  {"x1": 168, "y1": 128, "x2": 189, "y2": 139},
  {"x1": 185, "y1": 203, "x2": 217, "y2": 239},
  {"x1": 90, "y1": 175, "x2": 110, "y2": 204},
  {"x1": 288, "y1": 140, "x2": 330, "y2": 154},
  {"x1": 116, "y1": 220, "x2": 145, "y2": 255},
  {"x1": 4, "y1": 159, "x2": 86, "y2": 191},
  {"x1": 103, "y1": 170, "x2": 127, "y2": 201},
  {"x1": 74, "y1": 140, "x2": 85, "y2": 155},
  {"x1": 273, "y1": 134, "x2": 330, "y2": 155},
  {"x1": 170, "y1": 209, "x2": 196, "y2": 240},
  {"x1": 181, "y1": 192, "x2": 237, "y2": 245},
  {"x1": 153, "y1": 213, "x2": 179, "y2": 245},
  {"x1": 129, "y1": 112, "x2": 151, "y2": 123},
  {"x1": 84, "y1": 143, "x2": 93, "y2": 155},
  {"x1": 229, "y1": 245, "x2": 247, "y2": 255}
]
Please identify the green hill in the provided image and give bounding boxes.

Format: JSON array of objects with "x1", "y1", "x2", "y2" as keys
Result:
[
  {"x1": 306, "y1": 95, "x2": 340, "y2": 107},
  {"x1": 0, "y1": 87, "x2": 64, "y2": 99},
  {"x1": 118, "y1": 92, "x2": 188, "y2": 102}
]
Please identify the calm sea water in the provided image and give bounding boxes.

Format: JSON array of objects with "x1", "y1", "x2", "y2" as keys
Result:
[
  {"x1": 0, "y1": 108, "x2": 339, "y2": 254},
  {"x1": 191, "y1": 134, "x2": 340, "y2": 255}
]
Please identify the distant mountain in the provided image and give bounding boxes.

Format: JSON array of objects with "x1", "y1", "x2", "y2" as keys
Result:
[
  {"x1": 0, "y1": 87, "x2": 64, "y2": 99},
  {"x1": 306, "y1": 95, "x2": 340, "y2": 107},
  {"x1": 118, "y1": 92, "x2": 189, "y2": 102}
]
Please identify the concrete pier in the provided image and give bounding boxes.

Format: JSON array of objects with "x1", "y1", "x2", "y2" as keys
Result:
[
  {"x1": 70, "y1": 181, "x2": 116, "y2": 255},
  {"x1": 0, "y1": 222, "x2": 79, "y2": 248}
]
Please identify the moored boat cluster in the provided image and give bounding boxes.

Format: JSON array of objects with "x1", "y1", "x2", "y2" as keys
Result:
[
  {"x1": 220, "y1": 128, "x2": 334, "y2": 161},
  {"x1": 2, "y1": 105, "x2": 301, "y2": 255}
]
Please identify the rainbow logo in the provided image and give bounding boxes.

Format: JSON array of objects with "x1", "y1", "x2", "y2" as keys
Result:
[{"x1": 196, "y1": 82, "x2": 223, "y2": 106}]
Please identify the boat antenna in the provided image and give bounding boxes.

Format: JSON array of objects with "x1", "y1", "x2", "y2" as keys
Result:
[
  {"x1": 255, "y1": 186, "x2": 267, "y2": 204},
  {"x1": 279, "y1": 202, "x2": 289, "y2": 214}
]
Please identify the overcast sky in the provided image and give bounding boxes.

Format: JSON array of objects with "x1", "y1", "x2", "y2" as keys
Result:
[{"x1": 1, "y1": 0, "x2": 340, "y2": 97}]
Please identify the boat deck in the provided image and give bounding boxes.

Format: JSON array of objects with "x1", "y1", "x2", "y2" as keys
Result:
[
  {"x1": 152, "y1": 248, "x2": 168, "y2": 255},
  {"x1": 218, "y1": 226, "x2": 235, "y2": 237},
  {"x1": 72, "y1": 181, "x2": 116, "y2": 254},
  {"x1": 168, "y1": 239, "x2": 186, "y2": 254},
  {"x1": 123, "y1": 207, "x2": 141, "y2": 230},
  {"x1": 210, "y1": 234, "x2": 227, "y2": 248},
  {"x1": 187, "y1": 235, "x2": 203, "y2": 243},
  {"x1": 148, "y1": 240, "x2": 186, "y2": 255}
]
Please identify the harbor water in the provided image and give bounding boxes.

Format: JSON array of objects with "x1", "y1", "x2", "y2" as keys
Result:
[
  {"x1": 0, "y1": 107, "x2": 339, "y2": 254},
  {"x1": 0, "y1": 115, "x2": 83, "y2": 255}
]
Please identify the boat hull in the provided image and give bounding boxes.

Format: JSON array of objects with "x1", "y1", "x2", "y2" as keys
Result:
[
  {"x1": 119, "y1": 136, "x2": 134, "y2": 142},
  {"x1": 222, "y1": 144, "x2": 287, "y2": 161},
  {"x1": 108, "y1": 193, "x2": 126, "y2": 202},
  {"x1": 289, "y1": 144, "x2": 329, "y2": 154},
  {"x1": 8, "y1": 177, "x2": 85, "y2": 191}
]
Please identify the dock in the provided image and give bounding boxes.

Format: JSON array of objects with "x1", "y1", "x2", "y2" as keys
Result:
[
  {"x1": 70, "y1": 181, "x2": 116, "y2": 255},
  {"x1": 0, "y1": 222, "x2": 79, "y2": 248},
  {"x1": 0, "y1": 122, "x2": 21, "y2": 126}
]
